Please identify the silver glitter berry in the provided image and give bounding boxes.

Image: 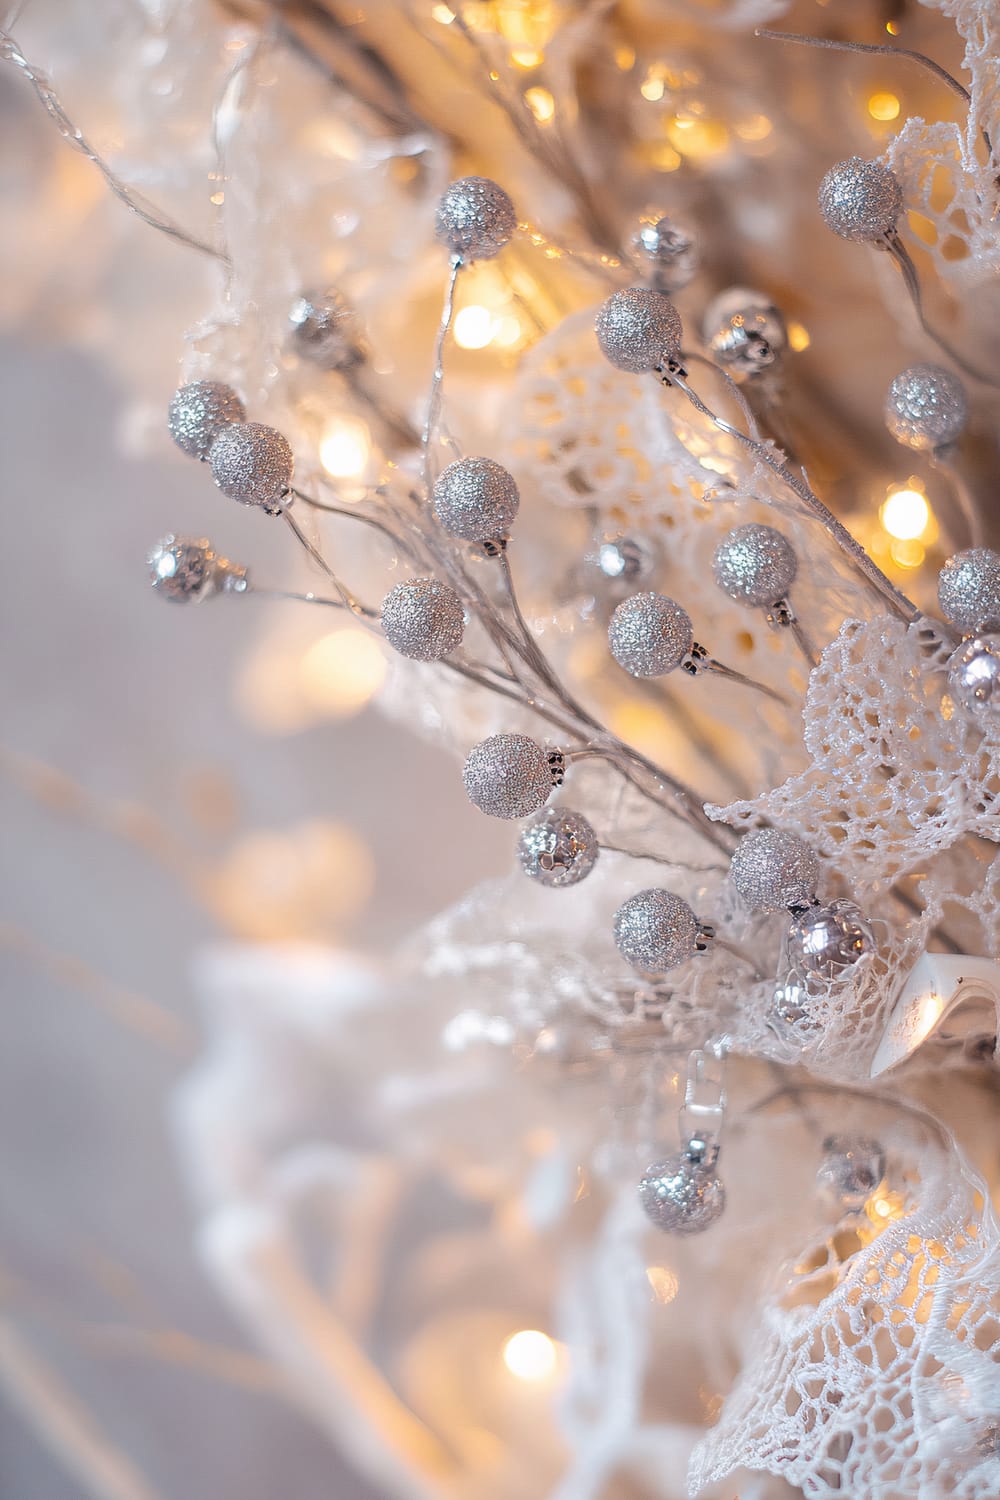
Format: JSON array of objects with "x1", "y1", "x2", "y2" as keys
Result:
[
  {"x1": 147, "y1": 535, "x2": 247, "y2": 602},
  {"x1": 380, "y1": 577, "x2": 465, "y2": 662},
  {"x1": 463, "y1": 733, "x2": 554, "y2": 820},
  {"x1": 517, "y1": 807, "x2": 599, "y2": 888},
  {"x1": 938, "y1": 548, "x2": 1000, "y2": 636},
  {"x1": 633, "y1": 214, "x2": 699, "y2": 293},
  {"x1": 785, "y1": 898, "x2": 875, "y2": 977},
  {"x1": 730, "y1": 828, "x2": 819, "y2": 912},
  {"x1": 432, "y1": 456, "x2": 520, "y2": 542},
  {"x1": 948, "y1": 634, "x2": 1000, "y2": 711},
  {"x1": 289, "y1": 289, "x2": 366, "y2": 371},
  {"x1": 595, "y1": 287, "x2": 683, "y2": 373},
  {"x1": 434, "y1": 177, "x2": 516, "y2": 261},
  {"x1": 816, "y1": 1135, "x2": 886, "y2": 1212},
  {"x1": 713, "y1": 524, "x2": 798, "y2": 607},
  {"x1": 702, "y1": 287, "x2": 788, "y2": 377},
  {"x1": 818, "y1": 157, "x2": 902, "y2": 242},
  {"x1": 613, "y1": 888, "x2": 702, "y2": 973},
  {"x1": 608, "y1": 592, "x2": 693, "y2": 677},
  {"x1": 639, "y1": 1150, "x2": 725, "y2": 1234},
  {"x1": 885, "y1": 363, "x2": 968, "y2": 451},
  {"x1": 167, "y1": 381, "x2": 245, "y2": 459},
  {"x1": 209, "y1": 423, "x2": 294, "y2": 512}
]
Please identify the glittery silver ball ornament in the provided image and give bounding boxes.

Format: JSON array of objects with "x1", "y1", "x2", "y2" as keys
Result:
[
  {"x1": 948, "y1": 634, "x2": 1000, "y2": 711},
  {"x1": 380, "y1": 577, "x2": 465, "y2": 662},
  {"x1": 639, "y1": 1149, "x2": 725, "y2": 1234},
  {"x1": 730, "y1": 828, "x2": 819, "y2": 913},
  {"x1": 289, "y1": 288, "x2": 366, "y2": 371},
  {"x1": 633, "y1": 215, "x2": 699, "y2": 293},
  {"x1": 938, "y1": 548, "x2": 1000, "y2": 635},
  {"x1": 785, "y1": 898, "x2": 875, "y2": 977},
  {"x1": 167, "y1": 381, "x2": 245, "y2": 459},
  {"x1": 434, "y1": 177, "x2": 516, "y2": 262},
  {"x1": 463, "y1": 733, "x2": 554, "y2": 820},
  {"x1": 816, "y1": 1135, "x2": 886, "y2": 1212},
  {"x1": 209, "y1": 423, "x2": 294, "y2": 512},
  {"x1": 818, "y1": 157, "x2": 902, "y2": 242},
  {"x1": 608, "y1": 592, "x2": 693, "y2": 677},
  {"x1": 702, "y1": 287, "x2": 788, "y2": 377},
  {"x1": 432, "y1": 456, "x2": 520, "y2": 542},
  {"x1": 613, "y1": 888, "x2": 704, "y2": 973},
  {"x1": 517, "y1": 807, "x2": 599, "y2": 888},
  {"x1": 147, "y1": 535, "x2": 247, "y2": 602},
  {"x1": 885, "y1": 363, "x2": 968, "y2": 452},
  {"x1": 595, "y1": 287, "x2": 683, "y2": 374},
  {"x1": 713, "y1": 524, "x2": 798, "y2": 608}
]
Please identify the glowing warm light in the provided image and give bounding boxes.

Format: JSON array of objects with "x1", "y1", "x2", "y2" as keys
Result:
[
  {"x1": 646, "y1": 1265, "x2": 679, "y2": 1304},
  {"x1": 881, "y1": 486, "x2": 930, "y2": 541},
  {"x1": 455, "y1": 304, "x2": 495, "y2": 349},
  {"x1": 615, "y1": 45, "x2": 635, "y2": 69},
  {"x1": 891, "y1": 537, "x2": 925, "y2": 570},
  {"x1": 431, "y1": 2, "x2": 455, "y2": 21},
  {"x1": 787, "y1": 320, "x2": 810, "y2": 352},
  {"x1": 665, "y1": 117, "x2": 729, "y2": 160},
  {"x1": 868, "y1": 91, "x2": 901, "y2": 122},
  {"x1": 524, "y1": 86, "x2": 555, "y2": 122},
  {"x1": 502, "y1": 1330, "x2": 558, "y2": 1382},
  {"x1": 511, "y1": 47, "x2": 543, "y2": 67},
  {"x1": 650, "y1": 143, "x2": 682, "y2": 173},
  {"x1": 735, "y1": 114, "x2": 772, "y2": 141},
  {"x1": 210, "y1": 190, "x2": 225, "y2": 206},
  {"x1": 641, "y1": 75, "x2": 665, "y2": 102},
  {"x1": 886, "y1": 20, "x2": 900, "y2": 35},
  {"x1": 320, "y1": 417, "x2": 370, "y2": 479},
  {"x1": 866, "y1": 1189, "x2": 906, "y2": 1228},
  {"x1": 300, "y1": 629, "x2": 386, "y2": 717},
  {"x1": 494, "y1": 315, "x2": 523, "y2": 348}
]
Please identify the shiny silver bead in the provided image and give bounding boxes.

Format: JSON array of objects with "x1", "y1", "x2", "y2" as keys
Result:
[
  {"x1": 885, "y1": 363, "x2": 968, "y2": 452},
  {"x1": 434, "y1": 176, "x2": 516, "y2": 262},
  {"x1": 595, "y1": 287, "x2": 683, "y2": 374},
  {"x1": 785, "y1": 898, "x2": 875, "y2": 977},
  {"x1": 209, "y1": 423, "x2": 294, "y2": 512},
  {"x1": 818, "y1": 157, "x2": 902, "y2": 242},
  {"x1": 608, "y1": 592, "x2": 693, "y2": 677},
  {"x1": 167, "y1": 381, "x2": 245, "y2": 459},
  {"x1": 380, "y1": 577, "x2": 465, "y2": 662},
  {"x1": 948, "y1": 633, "x2": 1000, "y2": 711},
  {"x1": 432, "y1": 456, "x2": 520, "y2": 542},
  {"x1": 147, "y1": 535, "x2": 247, "y2": 602},
  {"x1": 712, "y1": 524, "x2": 797, "y2": 608},
  {"x1": 938, "y1": 548, "x2": 1000, "y2": 636},
  {"x1": 730, "y1": 827, "x2": 819, "y2": 913},
  {"x1": 463, "y1": 733, "x2": 554, "y2": 820},
  {"x1": 289, "y1": 289, "x2": 366, "y2": 371},
  {"x1": 702, "y1": 287, "x2": 787, "y2": 377},
  {"x1": 613, "y1": 888, "x2": 706, "y2": 973},
  {"x1": 590, "y1": 532, "x2": 660, "y2": 588},
  {"x1": 639, "y1": 1149, "x2": 725, "y2": 1234},
  {"x1": 816, "y1": 1135, "x2": 886, "y2": 1212},
  {"x1": 517, "y1": 807, "x2": 599, "y2": 888},
  {"x1": 633, "y1": 214, "x2": 699, "y2": 293}
]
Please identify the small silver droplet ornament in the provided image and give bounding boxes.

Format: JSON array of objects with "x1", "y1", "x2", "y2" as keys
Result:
[
  {"x1": 209, "y1": 422, "x2": 294, "y2": 513},
  {"x1": 462, "y1": 733, "x2": 559, "y2": 820},
  {"x1": 147, "y1": 535, "x2": 247, "y2": 602},
  {"x1": 167, "y1": 381, "x2": 245, "y2": 460},
  {"x1": 613, "y1": 888, "x2": 714, "y2": 974},
  {"x1": 633, "y1": 213, "x2": 699, "y2": 293},
  {"x1": 885, "y1": 363, "x2": 967, "y2": 452},
  {"x1": 949, "y1": 634, "x2": 1000, "y2": 712},
  {"x1": 517, "y1": 807, "x2": 599, "y2": 888},
  {"x1": 595, "y1": 287, "x2": 684, "y2": 374},
  {"x1": 380, "y1": 577, "x2": 465, "y2": 662},
  {"x1": 816, "y1": 1135, "x2": 886, "y2": 1213},
  {"x1": 434, "y1": 176, "x2": 516, "y2": 262},
  {"x1": 702, "y1": 287, "x2": 788, "y2": 378},
  {"x1": 938, "y1": 548, "x2": 1000, "y2": 637},
  {"x1": 818, "y1": 156, "x2": 903, "y2": 243},
  {"x1": 432, "y1": 456, "x2": 520, "y2": 544},
  {"x1": 289, "y1": 288, "x2": 367, "y2": 371}
]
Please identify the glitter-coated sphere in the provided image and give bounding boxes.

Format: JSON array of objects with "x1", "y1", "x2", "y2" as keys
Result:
[
  {"x1": 613, "y1": 888, "x2": 701, "y2": 973},
  {"x1": 938, "y1": 548, "x2": 1000, "y2": 635},
  {"x1": 818, "y1": 157, "x2": 902, "y2": 242},
  {"x1": 948, "y1": 634, "x2": 1000, "y2": 711},
  {"x1": 167, "y1": 381, "x2": 245, "y2": 459},
  {"x1": 702, "y1": 287, "x2": 788, "y2": 376},
  {"x1": 434, "y1": 177, "x2": 516, "y2": 261},
  {"x1": 380, "y1": 577, "x2": 465, "y2": 662},
  {"x1": 148, "y1": 536, "x2": 214, "y2": 601},
  {"x1": 595, "y1": 287, "x2": 683, "y2": 373},
  {"x1": 786, "y1": 898, "x2": 875, "y2": 977},
  {"x1": 517, "y1": 807, "x2": 599, "y2": 888},
  {"x1": 730, "y1": 827, "x2": 819, "y2": 912},
  {"x1": 633, "y1": 215, "x2": 699, "y2": 292},
  {"x1": 463, "y1": 734, "x2": 553, "y2": 820},
  {"x1": 432, "y1": 456, "x2": 520, "y2": 542},
  {"x1": 639, "y1": 1152, "x2": 725, "y2": 1234},
  {"x1": 816, "y1": 1135, "x2": 886, "y2": 1212},
  {"x1": 608, "y1": 593, "x2": 693, "y2": 677},
  {"x1": 209, "y1": 423, "x2": 294, "y2": 511},
  {"x1": 713, "y1": 524, "x2": 798, "y2": 607},
  {"x1": 885, "y1": 363, "x2": 968, "y2": 451},
  {"x1": 289, "y1": 289, "x2": 365, "y2": 371}
]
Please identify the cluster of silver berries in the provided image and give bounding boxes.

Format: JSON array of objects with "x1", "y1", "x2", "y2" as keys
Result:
[{"x1": 167, "y1": 381, "x2": 294, "y2": 514}]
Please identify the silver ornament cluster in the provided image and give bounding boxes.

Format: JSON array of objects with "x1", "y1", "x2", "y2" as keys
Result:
[
  {"x1": 885, "y1": 363, "x2": 968, "y2": 452},
  {"x1": 785, "y1": 898, "x2": 875, "y2": 978},
  {"x1": 702, "y1": 287, "x2": 787, "y2": 377},
  {"x1": 938, "y1": 548, "x2": 1000, "y2": 636},
  {"x1": 434, "y1": 176, "x2": 516, "y2": 262},
  {"x1": 633, "y1": 214, "x2": 699, "y2": 293},
  {"x1": 167, "y1": 381, "x2": 245, "y2": 459},
  {"x1": 517, "y1": 807, "x2": 599, "y2": 888},
  {"x1": 380, "y1": 577, "x2": 465, "y2": 662},
  {"x1": 608, "y1": 592, "x2": 693, "y2": 677},
  {"x1": 147, "y1": 535, "x2": 247, "y2": 602},
  {"x1": 639, "y1": 1148, "x2": 725, "y2": 1234},
  {"x1": 209, "y1": 423, "x2": 294, "y2": 512},
  {"x1": 730, "y1": 828, "x2": 819, "y2": 912},
  {"x1": 289, "y1": 288, "x2": 366, "y2": 371},
  {"x1": 432, "y1": 456, "x2": 520, "y2": 542},
  {"x1": 713, "y1": 524, "x2": 797, "y2": 608},
  {"x1": 949, "y1": 634, "x2": 1000, "y2": 711},
  {"x1": 816, "y1": 1135, "x2": 886, "y2": 1213},
  {"x1": 613, "y1": 888, "x2": 706, "y2": 973},
  {"x1": 462, "y1": 733, "x2": 554, "y2": 820},
  {"x1": 818, "y1": 156, "x2": 902, "y2": 242},
  {"x1": 595, "y1": 286, "x2": 683, "y2": 373}
]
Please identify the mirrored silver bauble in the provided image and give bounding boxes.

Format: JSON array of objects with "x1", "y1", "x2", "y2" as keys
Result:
[
  {"x1": 730, "y1": 827, "x2": 819, "y2": 913},
  {"x1": 639, "y1": 1150, "x2": 725, "y2": 1234},
  {"x1": 702, "y1": 287, "x2": 788, "y2": 376},
  {"x1": 380, "y1": 577, "x2": 465, "y2": 661},
  {"x1": 613, "y1": 888, "x2": 703, "y2": 973},
  {"x1": 816, "y1": 1134, "x2": 886, "y2": 1212},
  {"x1": 818, "y1": 157, "x2": 902, "y2": 242},
  {"x1": 948, "y1": 634, "x2": 1000, "y2": 711},
  {"x1": 608, "y1": 592, "x2": 693, "y2": 677},
  {"x1": 590, "y1": 532, "x2": 660, "y2": 590},
  {"x1": 785, "y1": 898, "x2": 875, "y2": 978},
  {"x1": 434, "y1": 177, "x2": 516, "y2": 261},
  {"x1": 209, "y1": 423, "x2": 294, "y2": 512},
  {"x1": 595, "y1": 287, "x2": 683, "y2": 373},
  {"x1": 463, "y1": 733, "x2": 554, "y2": 820},
  {"x1": 432, "y1": 456, "x2": 520, "y2": 542},
  {"x1": 517, "y1": 807, "x2": 599, "y2": 888},
  {"x1": 938, "y1": 548, "x2": 1000, "y2": 636},
  {"x1": 885, "y1": 363, "x2": 968, "y2": 452},
  {"x1": 633, "y1": 214, "x2": 699, "y2": 292},
  {"x1": 167, "y1": 381, "x2": 245, "y2": 459},
  {"x1": 147, "y1": 535, "x2": 246, "y2": 602},
  {"x1": 289, "y1": 289, "x2": 366, "y2": 371},
  {"x1": 712, "y1": 524, "x2": 797, "y2": 607}
]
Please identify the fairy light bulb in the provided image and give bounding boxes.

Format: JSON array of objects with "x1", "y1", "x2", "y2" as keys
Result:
[
  {"x1": 881, "y1": 487, "x2": 930, "y2": 542},
  {"x1": 502, "y1": 1330, "x2": 558, "y2": 1382},
  {"x1": 320, "y1": 417, "x2": 370, "y2": 479}
]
